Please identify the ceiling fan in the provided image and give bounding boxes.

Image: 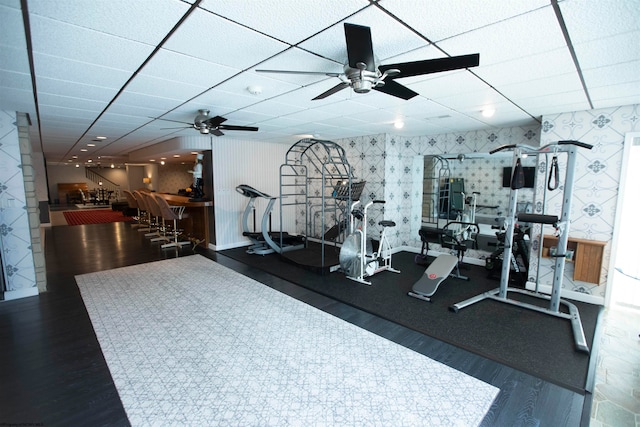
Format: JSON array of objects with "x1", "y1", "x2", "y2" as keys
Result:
[
  {"x1": 157, "y1": 109, "x2": 259, "y2": 136},
  {"x1": 256, "y1": 23, "x2": 480, "y2": 100}
]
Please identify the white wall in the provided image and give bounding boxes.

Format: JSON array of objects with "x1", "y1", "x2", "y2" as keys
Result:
[{"x1": 211, "y1": 138, "x2": 291, "y2": 250}]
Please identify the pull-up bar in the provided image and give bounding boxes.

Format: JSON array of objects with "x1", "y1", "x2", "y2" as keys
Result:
[{"x1": 451, "y1": 140, "x2": 593, "y2": 354}]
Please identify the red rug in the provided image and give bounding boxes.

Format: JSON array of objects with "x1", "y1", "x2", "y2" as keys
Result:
[{"x1": 63, "y1": 209, "x2": 133, "y2": 226}]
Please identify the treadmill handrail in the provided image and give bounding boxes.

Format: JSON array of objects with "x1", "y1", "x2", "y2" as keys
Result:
[{"x1": 236, "y1": 184, "x2": 272, "y2": 199}]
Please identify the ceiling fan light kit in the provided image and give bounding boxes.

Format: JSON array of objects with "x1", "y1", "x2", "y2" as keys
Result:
[{"x1": 257, "y1": 23, "x2": 480, "y2": 101}]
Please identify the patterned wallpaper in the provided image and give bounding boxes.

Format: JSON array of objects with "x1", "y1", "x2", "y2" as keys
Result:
[
  {"x1": 536, "y1": 104, "x2": 640, "y2": 302},
  {"x1": 0, "y1": 111, "x2": 38, "y2": 299},
  {"x1": 157, "y1": 163, "x2": 193, "y2": 194},
  {"x1": 335, "y1": 125, "x2": 540, "y2": 255}
]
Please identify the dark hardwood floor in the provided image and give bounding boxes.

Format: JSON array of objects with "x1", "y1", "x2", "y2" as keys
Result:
[{"x1": 0, "y1": 219, "x2": 593, "y2": 426}]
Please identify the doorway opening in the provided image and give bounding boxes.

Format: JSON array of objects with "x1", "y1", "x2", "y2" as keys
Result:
[{"x1": 608, "y1": 132, "x2": 640, "y2": 310}]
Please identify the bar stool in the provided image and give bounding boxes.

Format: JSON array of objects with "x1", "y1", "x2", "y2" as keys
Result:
[
  {"x1": 153, "y1": 194, "x2": 190, "y2": 249},
  {"x1": 123, "y1": 190, "x2": 142, "y2": 228},
  {"x1": 141, "y1": 192, "x2": 170, "y2": 244},
  {"x1": 132, "y1": 190, "x2": 154, "y2": 234}
]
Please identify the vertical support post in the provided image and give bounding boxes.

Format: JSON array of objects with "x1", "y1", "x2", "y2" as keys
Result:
[
  {"x1": 550, "y1": 146, "x2": 577, "y2": 312},
  {"x1": 498, "y1": 151, "x2": 521, "y2": 299}
]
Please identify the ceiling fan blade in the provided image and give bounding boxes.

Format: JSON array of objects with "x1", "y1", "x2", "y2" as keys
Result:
[
  {"x1": 312, "y1": 82, "x2": 350, "y2": 100},
  {"x1": 256, "y1": 69, "x2": 342, "y2": 77},
  {"x1": 344, "y1": 23, "x2": 376, "y2": 72},
  {"x1": 380, "y1": 53, "x2": 480, "y2": 78},
  {"x1": 203, "y1": 115, "x2": 227, "y2": 127},
  {"x1": 160, "y1": 126, "x2": 191, "y2": 130},
  {"x1": 373, "y1": 80, "x2": 419, "y2": 100},
  {"x1": 210, "y1": 128, "x2": 224, "y2": 136},
  {"x1": 218, "y1": 125, "x2": 259, "y2": 132}
]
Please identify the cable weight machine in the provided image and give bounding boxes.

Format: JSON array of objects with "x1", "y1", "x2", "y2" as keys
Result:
[{"x1": 450, "y1": 140, "x2": 593, "y2": 353}]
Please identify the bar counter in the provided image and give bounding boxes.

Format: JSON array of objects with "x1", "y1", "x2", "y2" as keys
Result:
[{"x1": 155, "y1": 193, "x2": 213, "y2": 247}]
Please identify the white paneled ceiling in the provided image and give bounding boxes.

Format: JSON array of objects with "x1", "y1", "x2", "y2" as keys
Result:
[{"x1": 0, "y1": 0, "x2": 638, "y2": 166}]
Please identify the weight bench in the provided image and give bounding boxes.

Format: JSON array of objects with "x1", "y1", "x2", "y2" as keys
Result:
[{"x1": 408, "y1": 254, "x2": 459, "y2": 302}]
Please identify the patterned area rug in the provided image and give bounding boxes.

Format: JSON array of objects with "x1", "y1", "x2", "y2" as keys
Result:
[
  {"x1": 76, "y1": 255, "x2": 499, "y2": 426},
  {"x1": 63, "y1": 209, "x2": 132, "y2": 225}
]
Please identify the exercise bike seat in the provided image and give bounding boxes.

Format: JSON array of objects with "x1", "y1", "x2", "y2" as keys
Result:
[
  {"x1": 379, "y1": 220, "x2": 396, "y2": 228},
  {"x1": 408, "y1": 254, "x2": 458, "y2": 302}
]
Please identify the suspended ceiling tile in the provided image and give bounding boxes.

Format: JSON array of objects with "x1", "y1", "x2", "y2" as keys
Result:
[
  {"x1": 219, "y1": 110, "x2": 273, "y2": 125},
  {"x1": 200, "y1": 0, "x2": 369, "y2": 45},
  {"x1": 592, "y1": 95, "x2": 640, "y2": 110},
  {"x1": 189, "y1": 88, "x2": 263, "y2": 112},
  {"x1": 346, "y1": 89, "x2": 420, "y2": 109},
  {"x1": 409, "y1": 70, "x2": 490, "y2": 100},
  {"x1": 283, "y1": 107, "x2": 340, "y2": 123},
  {"x1": 559, "y1": 0, "x2": 640, "y2": 44},
  {"x1": 240, "y1": 100, "x2": 305, "y2": 118},
  {"x1": 125, "y1": 74, "x2": 209, "y2": 101},
  {"x1": 162, "y1": 8, "x2": 287, "y2": 69},
  {"x1": 0, "y1": 46, "x2": 30, "y2": 79},
  {"x1": 0, "y1": 70, "x2": 32, "y2": 92},
  {"x1": 215, "y1": 72, "x2": 302, "y2": 99},
  {"x1": 319, "y1": 115, "x2": 369, "y2": 128},
  {"x1": 38, "y1": 93, "x2": 108, "y2": 113},
  {"x1": 37, "y1": 77, "x2": 119, "y2": 103},
  {"x1": 573, "y1": 30, "x2": 640, "y2": 70},
  {"x1": 32, "y1": 53, "x2": 134, "y2": 89},
  {"x1": 113, "y1": 91, "x2": 184, "y2": 110},
  {"x1": 515, "y1": 91, "x2": 590, "y2": 115},
  {"x1": 499, "y1": 72, "x2": 584, "y2": 100},
  {"x1": 271, "y1": 83, "x2": 351, "y2": 107},
  {"x1": 0, "y1": 5, "x2": 27, "y2": 49},
  {"x1": 582, "y1": 60, "x2": 640, "y2": 88},
  {"x1": 590, "y1": 81, "x2": 640, "y2": 104},
  {"x1": 106, "y1": 103, "x2": 173, "y2": 120},
  {"x1": 473, "y1": 48, "x2": 576, "y2": 88},
  {"x1": 432, "y1": 88, "x2": 509, "y2": 113},
  {"x1": 99, "y1": 113, "x2": 156, "y2": 126},
  {"x1": 0, "y1": 86, "x2": 35, "y2": 113},
  {"x1": 299, "y1": 6, "x2": 430, "y2": 65},
  {"x1": 313, "y1": 99, "x2": 379, "y2": 117},
  {"x1": 29, "y1": 15, "x2": 155, "y2": 71},
  {"x1": 140, "y1": 49, "x2": 240, "y2": 88},
  {"x1": 28, "y1": 0, "x2": 190, "y2": 44},
  {"x1": 380, "y1": 0, "x2": 550, "y2": 42},
  {"x1": 438, "y1": 6, "x2": 566, "y2": 66}
]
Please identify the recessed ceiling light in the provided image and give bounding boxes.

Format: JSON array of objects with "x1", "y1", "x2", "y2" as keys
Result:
[
  {"x1": 111, "y1": 164, "x2": 115, "y2": 168},
  {"x1": 482, "y1": 107, "x2": 495, "y2": 118},
  {"x1": 87, "y1": 159, "x2": 92, "y2": 163},
  {"x1": 87, "y1": 143, "x2": 95, "y2": 147},
  {"x1": 173, "y1": 154, "x2": 180, "y2": 158},
  {"x1": 75, "y1": 164, "x2": 80, "y2": 168},
  {"x1": 160, "y1": 161, "x2": 165, "y2": 165},
  {"x1": 150, "y1": 159, "x2": 155, "y2": 162},
  {"x1": 72, "y1": 155, "x2": 78, "y2": 158},
  {"x1": 160, "y1": 157, "x2": 167, "y2": 160},
  {"x1": 394, "y1": 120, "x2": 405, "y2": 129},
  {"x1": 95, "y1": 136, "x2": 107, "y2": 140},
  {"x1": 80, "y1": 148, "x2": 87, "y2": 152}
]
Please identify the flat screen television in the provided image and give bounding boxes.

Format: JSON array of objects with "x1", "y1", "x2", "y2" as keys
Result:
[{"x1": 502, "y1": 166, "x2": 536, "y2": 188}]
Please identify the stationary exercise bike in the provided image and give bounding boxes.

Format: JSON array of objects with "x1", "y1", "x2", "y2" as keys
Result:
[{"x1": 339, "y1": 200, "x2": 400, "y2": 285}]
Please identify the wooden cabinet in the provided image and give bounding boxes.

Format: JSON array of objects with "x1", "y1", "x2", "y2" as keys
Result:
[{"x1": 542, "y1": 235, "x2": 606, "y2": 284}]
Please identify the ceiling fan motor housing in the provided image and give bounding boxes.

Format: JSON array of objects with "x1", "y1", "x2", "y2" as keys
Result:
[{"x1": 345, "y1": 65, "x2": 379, "y2": 93}]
